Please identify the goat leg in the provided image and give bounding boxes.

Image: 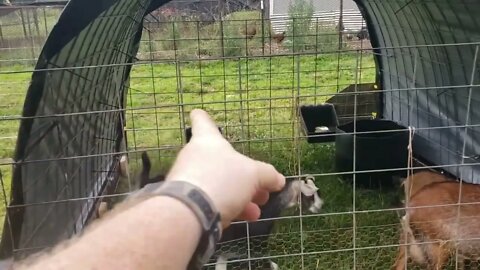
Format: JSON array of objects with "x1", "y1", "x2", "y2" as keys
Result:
[
  {"x1": 393, "y1": 230, "x2": 408, "y2": 270},
  {"x1": 270, "y1": 261, "x2": 279, "y2": 269},
  {"x1": 456, "y1": 258, "x2": 465, "y2": 270},
  {"x1": 429, "y1": 242, "x2": 450, "y2": 270},
  {"x1": 393, "y1": 215, "x2": 428, "y2": 269},
  {"x1": 215, "y1": 256, "x2": 228, "y2": 270}
]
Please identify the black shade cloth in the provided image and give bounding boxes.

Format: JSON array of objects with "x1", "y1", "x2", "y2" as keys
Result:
[
  {"x1": 355, "y1": 0, "x2": 480, "y2": 184},
  {"x1": 0, "y1": 0, "x2": 169, "y2": 259}
]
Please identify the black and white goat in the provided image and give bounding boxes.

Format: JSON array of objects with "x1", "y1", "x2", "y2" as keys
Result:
[
  {"x1": 139, "y1": 152, "x2": 323, "y2": 270},
  {"x1": 212, "y1": 176, "x2": 322, "y2": 270},
  {"x1": 139, "y1": 151, "x2": 165, "y2": 188}
]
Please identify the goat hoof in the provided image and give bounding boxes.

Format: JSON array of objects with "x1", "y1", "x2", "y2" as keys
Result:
[{"x1": 270, "y1": 261, "x2": 279, "y2": 270}]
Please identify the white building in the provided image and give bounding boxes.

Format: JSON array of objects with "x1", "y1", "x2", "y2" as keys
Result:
[{"x1": 269, "y1": 0, "x2": 365, "y2": 33}]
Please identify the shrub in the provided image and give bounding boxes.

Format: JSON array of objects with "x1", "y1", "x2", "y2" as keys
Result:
[
  {"x1": 222, "y1": 21, "x2": 245, "y2": 57},
  {"x1": 286, "y1": 0, "x2": 314, "y2": 52}
]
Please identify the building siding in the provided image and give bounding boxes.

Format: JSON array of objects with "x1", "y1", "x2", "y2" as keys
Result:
[{"x1": 269, "y1": 0, "x2": 365, "y2": 33}]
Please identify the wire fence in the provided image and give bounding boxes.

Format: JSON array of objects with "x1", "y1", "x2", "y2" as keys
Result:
[
  {"x1": 0, "y1": 5, "x2": 64, "y2": 66},
  {"x1": 0, "y1": 1, "x2": 479, "y2": 269},
  {"x1": 0, "y1": 1, "x2": 369, "y2": 64}
]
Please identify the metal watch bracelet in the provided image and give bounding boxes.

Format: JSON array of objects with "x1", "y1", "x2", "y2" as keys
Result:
[{"x1": 129, "y1": 181, "x2": 222, "y2": 270}]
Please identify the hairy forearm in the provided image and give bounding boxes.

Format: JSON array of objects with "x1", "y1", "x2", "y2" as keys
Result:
[{"x1": 17, "y1": 197, "x2": 201, "y2": 270}]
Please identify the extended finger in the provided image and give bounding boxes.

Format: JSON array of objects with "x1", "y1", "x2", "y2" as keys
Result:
[
  {"x1": 255, "y1": 161, "x2": 285, "y2": 192},
  {"x1": 190, "y1": 109, "x2": 222, "y2": 138}
]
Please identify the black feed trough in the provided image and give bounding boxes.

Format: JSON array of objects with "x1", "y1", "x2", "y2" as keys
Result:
[
  {"x1": 335, "y1": 120, "x2": 409, "y2": 188},
  {"x1": 299, "y1": 104, "x2": 339, "y2": 143}
]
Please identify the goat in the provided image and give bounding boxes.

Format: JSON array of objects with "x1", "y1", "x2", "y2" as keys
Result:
[
  {"x1": 137, "y1": 155, "x2": 323, "y2": 269},
  {"x1": 96, "y1": 202, "x2": 109, "y2": 218},
  {"x1": 393, "y1": 170, "x2": 480, "y2": 270},
  {"x1": 118, "y1": 154, "x2": 129, "y2": 178},
  {"x1": 213, "y1": 176, "x2": 323, "y2": 270},
  {"x1": 139, "y1": 151, "x2": 165, "y2": 188},
  {"x1": 96, "y1": 152, "x2": 164, "y2": 218}
]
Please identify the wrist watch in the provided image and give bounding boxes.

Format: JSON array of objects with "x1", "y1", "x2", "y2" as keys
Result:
[{"x1": 128, "y1": 181, "x2": 222, "y2": 270}]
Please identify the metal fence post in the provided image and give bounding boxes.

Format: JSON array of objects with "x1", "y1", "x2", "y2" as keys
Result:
[
  {"x1": 261, "y1": 0, "x2": 265, "y2": 55},
  {"x1": 338, "y1": 0, "x2": 344, "y2": 50}
]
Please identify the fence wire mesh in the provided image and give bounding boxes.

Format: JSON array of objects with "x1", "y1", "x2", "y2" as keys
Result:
[
  {"x1": 0, "y1": 5, "x2": 64, "y2": 66},
  {"x1": 0, "y1": 0, "x2": 479, "y2": 269}
]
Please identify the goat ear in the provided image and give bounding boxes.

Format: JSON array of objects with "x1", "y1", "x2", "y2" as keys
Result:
[{"x1": 300, "y1": 180, "x2": 318, "y2": 196}]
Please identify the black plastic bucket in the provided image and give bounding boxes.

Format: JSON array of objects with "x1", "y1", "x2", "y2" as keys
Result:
[
  {"x1": 335, "y1": 120, "x2": 408, "y2": 188},
  {"x1": 299, "y1": 104, "x2": 339, "y2": 143}
]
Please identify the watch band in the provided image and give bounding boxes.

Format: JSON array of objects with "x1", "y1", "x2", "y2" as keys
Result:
[{"x1": 129, "y1": 181, "x2": 222, "y2": 270}]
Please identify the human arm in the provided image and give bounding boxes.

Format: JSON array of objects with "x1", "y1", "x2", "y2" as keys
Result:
[
  {"x1": 15, "y1": 109, "x2": 285, "y2": 270},
  {"x1": 18, "y1": 197, "x2": 201, "y2": 270}
]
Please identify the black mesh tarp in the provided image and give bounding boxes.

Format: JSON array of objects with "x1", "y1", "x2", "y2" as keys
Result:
[
  {"x1": 355, "y1": 0, "x2": 480, "y2": 184},
  {"x1": 0, "y1": 0, "x2": 168, "y2": 259}
]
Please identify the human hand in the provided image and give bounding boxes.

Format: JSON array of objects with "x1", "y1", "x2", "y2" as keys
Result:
[{"x1": 166, "y1": 109, "x2": 286, "y2": 227}]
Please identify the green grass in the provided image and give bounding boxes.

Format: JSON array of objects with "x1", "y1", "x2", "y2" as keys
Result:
[
  {"x1": 207, "y1": 141, "x2": 402, "y2": 269},
  {"x1": 0, "y1": 64, "x2": 30, "y2": 234},
  {"x1": 139, "y1": 10, "x2": 344, "y2": 60},
  {"x1": 120, "y1": 54, "x2": 404, "y2": 269},
  {"x1": 0, "y1": 7, "x2": 62, "y2": 66},
  {"x1": 140, "y1": 11, "x2": 265, "y2": 59},
  {"x1": 123, "y1": 52, "x2": 376, "y2": 166},
  {"x1": 0, "y1": 8, "x2": 61, "y2": 231},
  {"x1": 0, "y1": 10, "x2": 406, "y2": 267},
  {"x1": 0, "y1": 52, "x2": 401, "y2": 268}
]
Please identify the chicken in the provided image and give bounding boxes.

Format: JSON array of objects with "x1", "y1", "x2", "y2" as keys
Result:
[
  {"x1": 271, "y1": 31, "x2": 286, "y2": 43},
  {"x1": 357, "y1": 26, "x2": 369, "y2": 40},
  {"x1": 243, "y1": 24, "x2": 257, "y2": 40}
]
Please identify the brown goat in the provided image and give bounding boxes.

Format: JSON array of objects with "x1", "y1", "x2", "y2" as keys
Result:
[{"x1": 393, "y1": 171, "x2": 480, "y2": 270}]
